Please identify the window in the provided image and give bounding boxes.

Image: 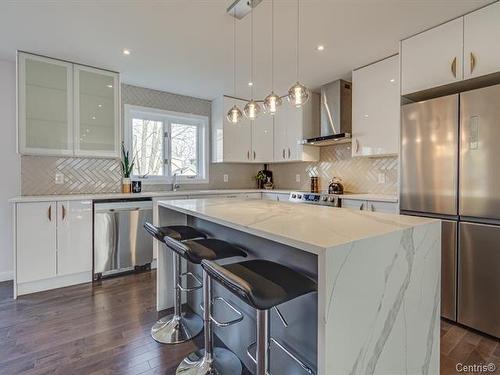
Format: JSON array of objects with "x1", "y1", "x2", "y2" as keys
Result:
[{"x1": 125, "y1": 105, "x2": 209, "y2": 183}]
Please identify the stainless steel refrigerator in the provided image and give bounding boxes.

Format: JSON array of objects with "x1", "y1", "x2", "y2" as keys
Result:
[{"x1": 401, "y1": 84, "x2": 500, "y2": 338}]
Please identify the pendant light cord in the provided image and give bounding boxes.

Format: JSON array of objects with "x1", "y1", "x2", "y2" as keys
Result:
[
  {"x1": 296, "y1": 0, "x2": 300, "y2": 81},
  {"x1": 233, "y1": 7, "x2": 236, "y2": 96},
  {"x1": 271, "y1": 0, "x2": 274, "y2": 91},
  {"x1": 251, "y1": 0, "x2": 254, "y2": 99}
]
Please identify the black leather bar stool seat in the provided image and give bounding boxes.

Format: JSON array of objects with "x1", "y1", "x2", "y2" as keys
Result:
[
  {"x1": 144, "y1": 223, "x2": 207, "y2": 242},
  {"x1": 201, "y1": 259, "x2": 317, "y2": 310},
  {"x1": 144, "y1": 222, "x2": 207, "y2": 345},
  {"x1": 165, "y1": 237, "x2": 247, "y2": 264},
  {"x1": 201, "y1": 259, "x2": 317, "y2": 375}
]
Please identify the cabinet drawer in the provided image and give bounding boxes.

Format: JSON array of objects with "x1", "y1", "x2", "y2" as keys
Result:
[
  {"x1": 366, "y1": 201, "x2": 399, "y2": 214},
  {"x1": 341, "y1": 199, "x2": 367, "y2": 210}
]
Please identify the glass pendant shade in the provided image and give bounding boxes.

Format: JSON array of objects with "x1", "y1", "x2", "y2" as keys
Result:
[
  {"x1": 244, "y1": 100, "x2": 261, "y2": 119},
  {"x1": 263, "y1": 92, "x2": 282, "y2": 115},
  {"x1": 288, "y1": 81, "x2": 309, "y2": 108},
  {"x1": 226, "y1": 105, "x2": 242, "y2": 124}
]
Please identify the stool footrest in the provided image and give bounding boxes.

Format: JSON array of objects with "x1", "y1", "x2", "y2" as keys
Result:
[
  {"x1": 246, "y1": 338, "x2": 315, "y2": 375},
  {"x1": 199, "y1": 296, "x2": 244, "y2": 327},
  {"x1": 177, "y1": 271, "x2": 203, "y2": 292}
]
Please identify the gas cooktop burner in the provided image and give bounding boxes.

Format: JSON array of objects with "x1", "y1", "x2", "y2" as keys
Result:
[{"x1": 288, "y1": 192, "x2": 340, "y2": 207}]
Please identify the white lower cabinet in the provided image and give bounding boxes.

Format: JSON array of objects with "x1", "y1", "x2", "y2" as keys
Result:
[
  {"x1": 341, "y1": 199, "x2": 367, "y2": 211},
  {"x1": 15, "y1": 200, "x2": 92, "y2": 296},
  {"x1": 261, "y1": 192, "x2": 290, "y2": 202},
  {"x1": 56, "y1": 200, "x2": 93, "y2": 276},
  {"x1": 16, "y1": 202, "x2": 57, "y2": 283}
]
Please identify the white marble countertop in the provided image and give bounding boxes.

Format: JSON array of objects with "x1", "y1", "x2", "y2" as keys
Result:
[
  {"x1": 158, "y1": 198, "x2": 434, "y2": 254},
  {"x1": 10, "y1": 189, "x2": 398, "y2": 203}
]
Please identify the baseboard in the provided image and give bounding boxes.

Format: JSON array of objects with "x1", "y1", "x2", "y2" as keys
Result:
[
  {"x1": 16, "y1": 271, "x2": 92, "y2": 297},
  {"x1": 0, "y1": 270, "x2": 14, "y2": 282}
]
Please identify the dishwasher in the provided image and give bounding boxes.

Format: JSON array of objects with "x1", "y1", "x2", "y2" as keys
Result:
[{"x1": 94, "y1": 198, "x2": 153, "y2": 279}]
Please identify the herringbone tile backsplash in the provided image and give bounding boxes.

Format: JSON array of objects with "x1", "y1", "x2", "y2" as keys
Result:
[
  {"x1": 270, "y1": 143, "x2": 398, "y2": 194},
  {"x1": 21, "y1": 156, "x2": 122, "y2": 195}
]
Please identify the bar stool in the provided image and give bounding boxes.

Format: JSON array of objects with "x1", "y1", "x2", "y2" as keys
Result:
[
  {"x1": 200, "y1": 259, "x2": 317, "y2": 375},
  {"x1": 165, "y1": 236, "x2": 247, "y2": 375},
  {"x1": 144, "y1": 223, "x2": 207, "y2": 344}
]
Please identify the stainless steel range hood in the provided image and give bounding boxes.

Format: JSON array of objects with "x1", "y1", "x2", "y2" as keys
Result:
[{"x1": 300, "y1": 79, "x2": 352, "y2": 146}]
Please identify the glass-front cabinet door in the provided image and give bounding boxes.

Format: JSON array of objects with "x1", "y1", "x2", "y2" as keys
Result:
[
  {"x1": 74, "y1": 65, "x2": 120, "y2": 158},
  {"x1": 18, "y1": 53, "x2": 74, "y2": 156}
]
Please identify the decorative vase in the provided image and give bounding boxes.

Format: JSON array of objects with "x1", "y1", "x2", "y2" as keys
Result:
[{"x1": 122, "y1": 178, "x2": 132, "y2": 193}]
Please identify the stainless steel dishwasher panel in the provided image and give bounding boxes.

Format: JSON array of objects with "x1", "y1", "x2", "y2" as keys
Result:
[{"x1": 94, "y1": 200, "x2": 153, "y2": 276}]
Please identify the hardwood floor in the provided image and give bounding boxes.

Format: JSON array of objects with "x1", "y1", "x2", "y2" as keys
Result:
[{"x1": 0, "y1": 272, "x2": 498, "y2": 375}]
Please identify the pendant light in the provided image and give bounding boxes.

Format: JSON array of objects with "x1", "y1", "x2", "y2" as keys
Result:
[
  {"x1": 288, "y1": 0, "x2": 309, "y2": 108},
  {"x1": 244, "y1": 0, "x2": 261, "y2": 119},
  {"x1": 263, "y1": 0, "x2": 282, "y2": 115},
  {"x1": 226, "y1": 7, "x2": 243, "y2": 123}
]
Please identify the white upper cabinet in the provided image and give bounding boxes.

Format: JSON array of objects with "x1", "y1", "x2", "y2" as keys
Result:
[
  {"x1": 74, "y1": 65, "x2": 120, "y2": 158},
  {"x1": 18, "y1": 53, "x2": 74, "y2": 156},
  {"x1": 18, "y1": 52, "x2": 120, "y2": 158},
  {"x1": 401, "y1": 17, "x2": 464, "y2": 95},
  {"x1": 273, "y1": 94, "x2": 320, "y2": 162},
  {"x1": 463, "y1": 1, "x2": 500, "y2": 80},
  {"x1": 352, "y1": 55, "x2": 400, "y2": 157},
  {"x1": 251, "y1": 112, "x2": 273, "y2": 162},
  {"x1": 212, "y1": 96, "x2": 252, "y2": 162}
]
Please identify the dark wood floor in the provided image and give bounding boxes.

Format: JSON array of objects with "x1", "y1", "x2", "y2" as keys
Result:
[{"x1": 0, "y1": 272, "x2": 498, "y2": 375}]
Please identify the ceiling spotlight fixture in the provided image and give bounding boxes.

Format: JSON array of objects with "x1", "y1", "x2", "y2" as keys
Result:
[
  {"x1": 122, "y1": 49, "x2": 131, "y2": 55},
  {"x1": 390, "y1": 78, "x2": 395, "y2": 83},
  {"x1": 107, "y1": 84, "x2": 113, "y2": 88},
  {"x1": 317, "y1": 45, "x2": 325, "y2": 51},
  {"x1": 226, "y1": 6, "x2": 243, "y2": 124},
  {"x1": 244, "y1": 0, "x2": 261, "y2": 119},
  {"x1": 263, "y1": 0, "x2": 282, "y2": 115},
  {"x1": 288, "y1": 0, "x2": 309, "y2": 108},
  {"x1": 248, "y1": 82, "x2": 253, "y2": 86}
]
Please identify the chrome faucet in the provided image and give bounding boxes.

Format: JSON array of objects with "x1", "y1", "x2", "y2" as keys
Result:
[{"x1": 172, "y1": 173, "x2": 180, "y2": 192}]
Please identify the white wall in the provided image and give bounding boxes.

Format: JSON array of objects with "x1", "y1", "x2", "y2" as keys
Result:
[{"x1": 0, "y1": 59, "x2": 20, "y2": 281}]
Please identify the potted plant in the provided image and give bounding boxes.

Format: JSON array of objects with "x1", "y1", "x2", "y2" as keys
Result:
[
  {"x1": 121, "y1": 143, "x2": 135, "y2": 193},
  {"x1": 255, "y1": 170, "x2": 267, "y2": 189}
]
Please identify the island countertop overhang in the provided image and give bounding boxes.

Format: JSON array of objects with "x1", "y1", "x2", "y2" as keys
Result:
[{"x1": 157, "y1": 198, "x2": 439, "y2": 254}]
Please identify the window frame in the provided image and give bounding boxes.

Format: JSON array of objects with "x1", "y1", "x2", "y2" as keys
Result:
[{"x1": 124, "y1": 104, "x2": 209, "y2": 184}]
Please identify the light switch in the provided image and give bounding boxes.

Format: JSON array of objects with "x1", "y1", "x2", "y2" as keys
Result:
[
  {"x1": 55, "y1": 173, "x2": 65, "y2": 185},
  {"x1": 295, "y1": 174, "x2": 301, "y2": 183},
  {"x1": 377, "y1": 173, "x2": 386, "y2": 184},
  {"x1": 223, "y1": 174, "x2": 229, "y2": 183}
]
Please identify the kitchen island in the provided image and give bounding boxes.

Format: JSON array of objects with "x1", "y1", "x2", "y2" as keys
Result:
[{"x1": 156, "y1": 198, "x2": 441, "y2": 375}]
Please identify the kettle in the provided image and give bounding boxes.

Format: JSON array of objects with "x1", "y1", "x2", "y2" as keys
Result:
[{"x1": 328, "y1": 177, "x2": 344, "y2": 195}]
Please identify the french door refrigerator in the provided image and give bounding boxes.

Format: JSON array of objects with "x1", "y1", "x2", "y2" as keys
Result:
[{"x1": 401, "y1": 84, "x2": 500, "y2": 338}]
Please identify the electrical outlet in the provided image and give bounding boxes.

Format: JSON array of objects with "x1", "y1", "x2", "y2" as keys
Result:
[
  {"x1": 223, "y1": 174, "x2": 229, "y2": 183},
  {"x1": 295, "y1": 174, "x2": 301, "y2": 183},
  {"x1": 55, "y1": 173, "x2": 65, "y2": 185},
  {"x1": 377, "y1": 173, "x2": 386, "y2": 184}
]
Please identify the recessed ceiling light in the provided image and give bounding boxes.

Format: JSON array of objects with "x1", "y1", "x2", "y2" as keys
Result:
[
  {"x1": 122, "y1": 49, "x2": 131, "y2": 55},
  {"x1": 317, "y1": 45, "x2": 325, "y2": 51},
  {"x1": 364, "y1": 114, "x2": 369, "y2": 118},
  {"x1": 248, "y1": 82, "x2": 253, "y2": 86},
  {"x1": 107, "y1": 84, "x2": 113, "y2": 88},
  {"x1": 390, "y1": 78, "x2": 395, "y2": 83},
  {"x1": 92, "y1": 116, "x2": 96, "y2": 120},
  {"x1": 98, "y1": 104, "x2": 103, "y2": 108}
]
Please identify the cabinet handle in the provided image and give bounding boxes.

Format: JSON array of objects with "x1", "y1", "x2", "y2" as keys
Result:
[
  {"x1": 247, "y1": 150, "x2": 250, "y2": 160},
  {"x1": 253, "y1": 150, "x2": 256, "y2": 160},
  {"x1": 354, "y1": 138, "x2": 360, "y2": 153},
  {"x1": 287, "y1": 148, "x2": 291, "y2": 159},
  {"x1": 48, "y1": 205, "x2": 52, "y2": 221},
  {"x1": 451, "y1": 57, "x2": 457, "y2": 78},
  {"x1": 62, "y1": 204, "x2": 66, "y2": 220},
  {"x1": 371, "y1": 204, "x2": 375, "y2": 212},
  {"x1": 282, "y1": 149, "x2": 285, "y2": 159},
  {"x1": 359, "y1": 203, "x2": 364, "y2": 211},
  {"x1": 470, "y1": 52, "x2": 476, "y2": 74}
]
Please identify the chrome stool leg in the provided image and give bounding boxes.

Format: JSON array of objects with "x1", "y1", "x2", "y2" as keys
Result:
[
  {"x1": 176, "y1": 270, "x2": 242, "y2": 375},
  {"x1": 151, "y1": 252, "x2": 203, "y2": 344}
]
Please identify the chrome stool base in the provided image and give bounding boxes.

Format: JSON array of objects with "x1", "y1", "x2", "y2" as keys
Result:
[
  {"x1": 151, "y1": 312, "x2": 203, "y2": 344},
  {"x1": 176, "y1": 347, "x2": 242, "y2": 375}
]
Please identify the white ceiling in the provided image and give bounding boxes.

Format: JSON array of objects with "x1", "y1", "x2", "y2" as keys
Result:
[{"x1": 0, "y1": 0, "x2": 493, "y2": 100}]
